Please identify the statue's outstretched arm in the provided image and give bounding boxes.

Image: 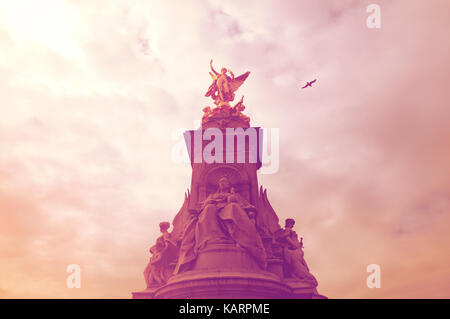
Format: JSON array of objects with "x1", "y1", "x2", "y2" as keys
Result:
[
  {"x1": 274, "y1": 229, "x2": 290, "y2": 240},
  {"x1": 209, "y1": 72, "x2": 218, "y2": 82},
  {"x1": 210, "y1": 59, "x2": 219, "y2": 75},
  {"x1": 285, "y1": 235, "x2": 301, "y2": 249},
  {"x1": 228, "y1": 69, "x2": 235, "y2": 79}
]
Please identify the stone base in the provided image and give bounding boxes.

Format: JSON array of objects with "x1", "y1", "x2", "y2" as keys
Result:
[
  {"x1": 283, "y1": 279, "x2": 322, "y2": 299},
  {"x1": 132, "y1": 272, "x2": 324, "y2": 299},
  {"x1": 191, "y1": 243, "x2": 263, "y2": 272},
  {"x1": 132, "y1": 244, "x2": 325, "y2": 299},
  {"x1": 132, "y1": 286, "x2": 158, "y2": 299},
  {"x1": 154, "y1": 270, "x2": 291, "y2": 299}
]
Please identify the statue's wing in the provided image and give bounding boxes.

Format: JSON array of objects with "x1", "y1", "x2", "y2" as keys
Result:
[
  {"x1": 229, "y1": 71, "x2": 250, "y2": 93},
  {"x1": 205, "y1": 81, "x2": 217, "y2": 97},
  {"x1": 256, "y1": 186, "x2": 282, "y2": 237},
  {"x1": 170, "y1": 190, "x2": 191, "y2": 242}
]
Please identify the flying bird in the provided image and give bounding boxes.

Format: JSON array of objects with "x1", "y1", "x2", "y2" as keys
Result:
[{"x1": 301, "y1": 79, "x2": 317, "y2": 89}]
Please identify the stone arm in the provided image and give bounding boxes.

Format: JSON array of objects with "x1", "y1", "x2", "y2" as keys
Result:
[
  {"x1": 196, "y1": 194, "x2": 219, "y2": 212},
  {"x1": 285, "y1": 235, "x2": 301, "y2": 250},
  {"x1": 274, "y1": 228, "x2": 290, "y2": 242},
  {"x1": 233, "y1": 193, "x2": 257, "y2": 213},
  {"x1": 210, "y1": 59, "x2": 219, "y2": 75},
  {"x1": 274, "y1": 229, "x2": 301, "y2": 249},
  {"x1": 228, "y1": 69, "x2": 235, "y2": 79},
  {"x1": 209, "y1": 72, "x2": 217, "y2": 80}
]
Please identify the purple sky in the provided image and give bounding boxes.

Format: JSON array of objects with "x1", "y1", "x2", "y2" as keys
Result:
[{"x1": 0, "y1": 0, "x2": 449, "y2": 298}]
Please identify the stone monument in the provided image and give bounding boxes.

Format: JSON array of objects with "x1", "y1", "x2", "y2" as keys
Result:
[{"x1": 132, "y1": 60, "x2": 326, "y2": 299}]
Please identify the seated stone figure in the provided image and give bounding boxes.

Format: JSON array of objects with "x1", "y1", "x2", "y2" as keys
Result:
[
  {"x1": 174, "y1": 176, "x2": 266, "y2": 274},
  {"x1": 143, "y1": 222, "x2": 176, "y2": 287},
  {"x1": 276, "y1": 218, "x2": 318, "y2": 286}
]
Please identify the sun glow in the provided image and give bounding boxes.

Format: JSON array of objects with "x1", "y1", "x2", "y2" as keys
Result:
[{"x1": 0, "y1": 0, "x2": 81, "y2": 58}]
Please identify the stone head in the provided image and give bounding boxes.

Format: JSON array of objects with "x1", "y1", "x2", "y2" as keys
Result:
[
  {"x1": 218, "y1": 176, "x2": 230, "y2": 191},
  {"x1": 285, "y1": 218, "x2": 295, "y2": 229},
  {"x1": 159, "y1": 221, "x2": 170, "y2": 233}
]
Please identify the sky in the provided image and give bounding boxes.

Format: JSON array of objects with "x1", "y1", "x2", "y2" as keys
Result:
[{"x1": 0, "y1": 0, "x2": 449, "y2": 298}]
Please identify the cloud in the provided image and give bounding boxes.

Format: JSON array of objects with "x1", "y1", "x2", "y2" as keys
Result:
[{"x1": 0, "y1": 0, "x2": 449, "y2": 298}]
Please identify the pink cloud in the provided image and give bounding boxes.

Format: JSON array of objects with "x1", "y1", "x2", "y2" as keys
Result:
[{"x1": 0, "y1": 0, "x2": 449, "y2": 298}]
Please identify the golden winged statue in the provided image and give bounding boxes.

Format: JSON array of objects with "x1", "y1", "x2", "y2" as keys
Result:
[{"x1": 205, "y1": 59, "x2": 250, "y2": 107}]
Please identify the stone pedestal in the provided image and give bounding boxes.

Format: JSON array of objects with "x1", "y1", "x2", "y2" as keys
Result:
[
  {"x1": 192, "y1": 244, "x2": 261, "y2": 272},
  {"x1": 132, "y1": 287, "x2": 158, "y2": 299},
  {"x1": 284, "y1": 280, "x2": 317, "y2": 299},
  {"x1": 132, "y1": 77, "x2": 326, "y2": 298},
  {"x1": 133, "y1": 243, "x2": 321, "y2": 299},
  {"x1": 154, "y1": 271, "x2": 291, "y2": 299},
  {"x1": 132, "y1": 274, "x2": 321, "y2": 299}
]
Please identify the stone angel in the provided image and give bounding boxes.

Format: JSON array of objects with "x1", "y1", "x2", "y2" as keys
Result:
[{"x1": 205, "y1": 59, "x2": 250, "y2": 106}]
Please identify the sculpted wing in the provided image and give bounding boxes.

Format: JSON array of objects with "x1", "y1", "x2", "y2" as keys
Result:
[
  {"x1": 229, "y1": 71, "x2": 250, "y2": 94},
  {"x1": 205, "y1": 81, "x2": 217, "y2": 97},
  {"x1": 170, "y1": 190, "x2": 191, "y2": 242},
  {"x1": 205, "y1": 72, "x2": 218, "y2": 97},
  {"x1": 256, "y1": 186, "x2": 282, "y2": 237}
]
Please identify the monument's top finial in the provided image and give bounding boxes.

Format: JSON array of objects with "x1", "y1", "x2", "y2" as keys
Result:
[{"x1": 202, "y1": 59, "x2": 251, "y2": 129}]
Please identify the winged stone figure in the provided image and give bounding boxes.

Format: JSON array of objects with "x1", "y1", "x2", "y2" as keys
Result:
[{"x1": 205, "y1": 59, "x2": 250, "y2": 106}]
